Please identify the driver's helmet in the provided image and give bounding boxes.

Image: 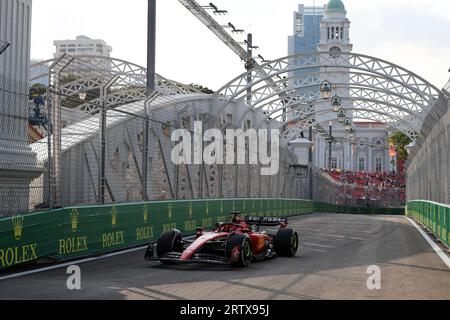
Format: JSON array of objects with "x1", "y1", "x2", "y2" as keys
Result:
[{"x1": 229, "y1": 211, "x2": 242, "y2": 224}]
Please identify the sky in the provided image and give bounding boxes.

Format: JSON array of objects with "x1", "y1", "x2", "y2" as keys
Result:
[{"x1": 31, "y1": 0, "x2": 450, "y2": 91}]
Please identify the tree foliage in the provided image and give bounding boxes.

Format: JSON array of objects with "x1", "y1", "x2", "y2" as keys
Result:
[
  {"x1": 29, "y1": 83, "x2": 47, "y2": 99},
  {"x1": 389, "y1": 131, "x2": 412, "y2": 162},
  {"x1": 190, "y1": 84, "x2": 215, "y2": 95}
]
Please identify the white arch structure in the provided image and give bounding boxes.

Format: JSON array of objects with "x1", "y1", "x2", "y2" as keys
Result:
[
  {"x1": 30, "y1": 55, "x2": 201, "y2": 115},
  {"x1": 214, "y1": 51, "x2": 446, "y2": 141}
]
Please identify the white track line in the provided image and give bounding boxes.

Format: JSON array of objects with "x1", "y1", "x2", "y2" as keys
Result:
[
  {"x1": 0, "y1": 246, "x2": 147, "y2": 282},
  {"x1": 406, "y1": 217, "x2": 450, "y2": 270}
]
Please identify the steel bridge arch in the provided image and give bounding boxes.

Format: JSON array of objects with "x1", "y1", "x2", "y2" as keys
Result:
[
  {"x1": 214, "y1": 51, "x2": 443, "y2": 141},
  {"x1": 30, "y1": 55, "x2": 201, "y2": 116}
]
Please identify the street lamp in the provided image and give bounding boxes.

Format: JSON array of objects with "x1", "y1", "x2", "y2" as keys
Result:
[
  {"x1": 344, "y1": 118, "x2": 352, "y2": 132},
  {"x1": 331, "y1": 95, "x2": 342, "y2": 112},
  {"x1": 337, "y1": 109, "x2": 346, "y2": 123},
  {"x1": 349, "y1": 127, "x2": 355, "y2": 138},
  {"x1": 78, "y1": 85, "x2": 87, "y2": 101},
  {"x1": 320, "y1": 80, "x2": 332, "y2": 99}
]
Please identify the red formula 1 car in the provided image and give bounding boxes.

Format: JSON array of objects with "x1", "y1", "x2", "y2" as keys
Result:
[{"x1": 145, "y1": 212, "x2": 299, "y2": 267}]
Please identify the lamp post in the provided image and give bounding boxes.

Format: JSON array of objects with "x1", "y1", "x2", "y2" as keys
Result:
[
  {"x1": 147, "y1": 0, "x2": 156, "y2": 94},
  {"x1": 328, "y1": 122, "x2": 333, "y2": 170},
  {"x1": 98, "y1": 76, "x2": 120, "y2": 205}
]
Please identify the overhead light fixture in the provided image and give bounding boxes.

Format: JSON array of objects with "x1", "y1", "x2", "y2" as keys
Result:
[
  {"x1": 337, "y1": 109, "x2": 346, "y2": 122},
  {"x1": 331, "y1": 95, "x2": 342, "y2": 112},
  {"x1": 320, "y1": 80, "x2": 332, "y2": 100},
  {"x1": 78, "y1": 85, "x2": 87, "y2": 101}
]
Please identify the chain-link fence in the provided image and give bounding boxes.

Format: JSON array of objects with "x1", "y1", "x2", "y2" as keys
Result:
[
  {"x1": 407, "y1": 84, "x2": 450, "y2": 204},
  {"x1": 1, "y1": 65, "x2": 311, "y2": 217},
  {"x1": 24, "y1": 96, "x2": 309, "y2": 215}
]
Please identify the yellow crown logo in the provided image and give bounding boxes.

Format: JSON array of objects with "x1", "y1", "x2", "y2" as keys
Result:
[
  {"x1": 12, "y1": 215, "x2": 24, "y2": 241},
  {"x1": 71, "y1": 208, "x2": 79, "y2": 232},
  {"x1": 188, "y1": 203, "x2": 193, "y2": 218},
  {"x1": 111, "y1": 207, "x2": 118, "y2": 228},
  {"x1": 205, "y1": 202, "x2": 209, "y2": 216},
  {"x1": 143, "y1": 205, "x2": 149, "y2": 224}
]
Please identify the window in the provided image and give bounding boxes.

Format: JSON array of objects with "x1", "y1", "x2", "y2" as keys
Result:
[
  {"x1": 295, "y1": 13, "x2": 304, "y2": 35},
  {"x1": 331, "y1": 157, "x2": 338, "y2": 170},
  {"x1": 376, "y1": 158, "x2": 383, "y2": 172},
  {"x1": 359, "y1": 158, "x2": 365, "y2": 172}
]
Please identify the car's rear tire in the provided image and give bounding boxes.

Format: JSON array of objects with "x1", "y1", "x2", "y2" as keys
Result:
[
  {"x1": 274, "y1": 228, "x2": 299, "y2": 257},
  {"x1": 157, "y1": 230, "x2": 183, "y2": 264},
  {"x1": 226, "y1": 235, "x2": 252, "y2": 268}
]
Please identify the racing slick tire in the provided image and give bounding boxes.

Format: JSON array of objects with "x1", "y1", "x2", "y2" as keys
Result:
[
  {"x1": 226, "y1": 235, "x2": 253, "y2": 268},
  {"x1": 157, "y1": 230, "x2": 183, "y2": 264},
  {"x1": 274, "y1": 228, "x2": 299, "y2": 257}
]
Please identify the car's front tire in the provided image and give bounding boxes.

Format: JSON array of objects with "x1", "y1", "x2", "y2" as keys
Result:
[
  {"x1": 157, "y1": 229, "x2": 183, "y2": 264},
  {"x1": 226, "y1": 235, "x2": 253, "y2": 268},
  {"x1": 274, "y1": 228, "x2": 299, "y2": 257}
]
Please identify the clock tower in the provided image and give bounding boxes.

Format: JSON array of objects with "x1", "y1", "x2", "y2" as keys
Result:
[
  {"x1": 317, "y1": 0, "x2": 353, "y2": 53},
  {"x1": 314, "y1": 0, "x2": 354, "y2": 170}
]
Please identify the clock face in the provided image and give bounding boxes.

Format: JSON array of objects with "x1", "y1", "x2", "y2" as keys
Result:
[{"x1": 329, "y1": 46, "x2": 342, "y2": 58}]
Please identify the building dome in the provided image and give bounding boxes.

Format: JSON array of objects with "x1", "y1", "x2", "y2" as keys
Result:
[{"x1": 326, "y1": 0, "x2": 346, "y2": 12}]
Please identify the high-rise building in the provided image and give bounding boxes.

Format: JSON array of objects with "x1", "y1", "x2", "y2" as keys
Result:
[
  {"x1": 54, "y1": 35, "x2": 113, "y2": 70},
  {"x1": 288, "y1": 4, "x2": 324, "y2": 56},
  {"x1": 0, "y1": 0, "x2": 33, "y2": 81},
  {"x1": 54, "y1": 35, "x2": 112, "y2": 58},
  {"x1": 287, "y1": 4, "x2": 324, "y2": 113},
  {"x1": 0, "y1": 0, "x2": 42, "y2": 216}
]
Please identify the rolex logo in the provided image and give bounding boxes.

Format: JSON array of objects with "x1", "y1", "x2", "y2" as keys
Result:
[
  {"x1": 220, "y1": 201, "x2": 224, "y2": 214},
  {"x1": 111, "y1": 207, "x2": 118, "y2": 228},
  {"x1": 188, "y1": 203, "x2": 193, "y2": 218},
  {"x1": 71, "y1": 208, "x2": 79, "y2": 232},
  {"x1": 143, "y1": 205, "x2": 149, "y2": 224},
  {"x1": 205, "y1": 202, "x2": 209, "y2": 216},
  {"x1": 12, "y1": 215, "x2": 24, "y2": 241}
]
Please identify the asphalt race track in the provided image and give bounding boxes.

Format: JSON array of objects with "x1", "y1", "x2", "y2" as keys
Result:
[{"x1": 0, "y1": 213, "x2": 449, "y2": 300}]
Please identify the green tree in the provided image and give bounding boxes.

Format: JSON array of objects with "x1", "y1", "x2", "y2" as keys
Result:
[
  {"x1": 29, "y1": 83, "x2": 47, "y2": 100},
  {"x1": 190, "y1": 84, "x2": 215, "y2": 94},
  {"x1": 389, "y1": 131, "x2": 412, "y2": 162}
]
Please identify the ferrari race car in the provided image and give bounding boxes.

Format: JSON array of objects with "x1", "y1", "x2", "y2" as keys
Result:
[{"x1": 145, "y1": 212, "x2": 299, "y2": 267}]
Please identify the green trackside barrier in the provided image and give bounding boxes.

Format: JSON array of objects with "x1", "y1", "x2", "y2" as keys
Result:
[
  {"x1": 407, "y1": 200, "x2": 450, "y2": 248},
  {"x1": 0, "y1": 198, "x2": 314, "y2": 271},
  {"x1": 314, "y1": 202, "x2": 405, "y2": 215}
]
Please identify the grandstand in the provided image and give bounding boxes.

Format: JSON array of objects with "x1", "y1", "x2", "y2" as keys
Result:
[{"x1": 314, "y1": 169, "x2": 406, "y2": 208}]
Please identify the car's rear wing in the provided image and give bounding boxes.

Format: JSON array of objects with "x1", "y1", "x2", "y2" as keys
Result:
[{"x1": 246, "y1": 217, "x2": 288, "y2": 226}]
